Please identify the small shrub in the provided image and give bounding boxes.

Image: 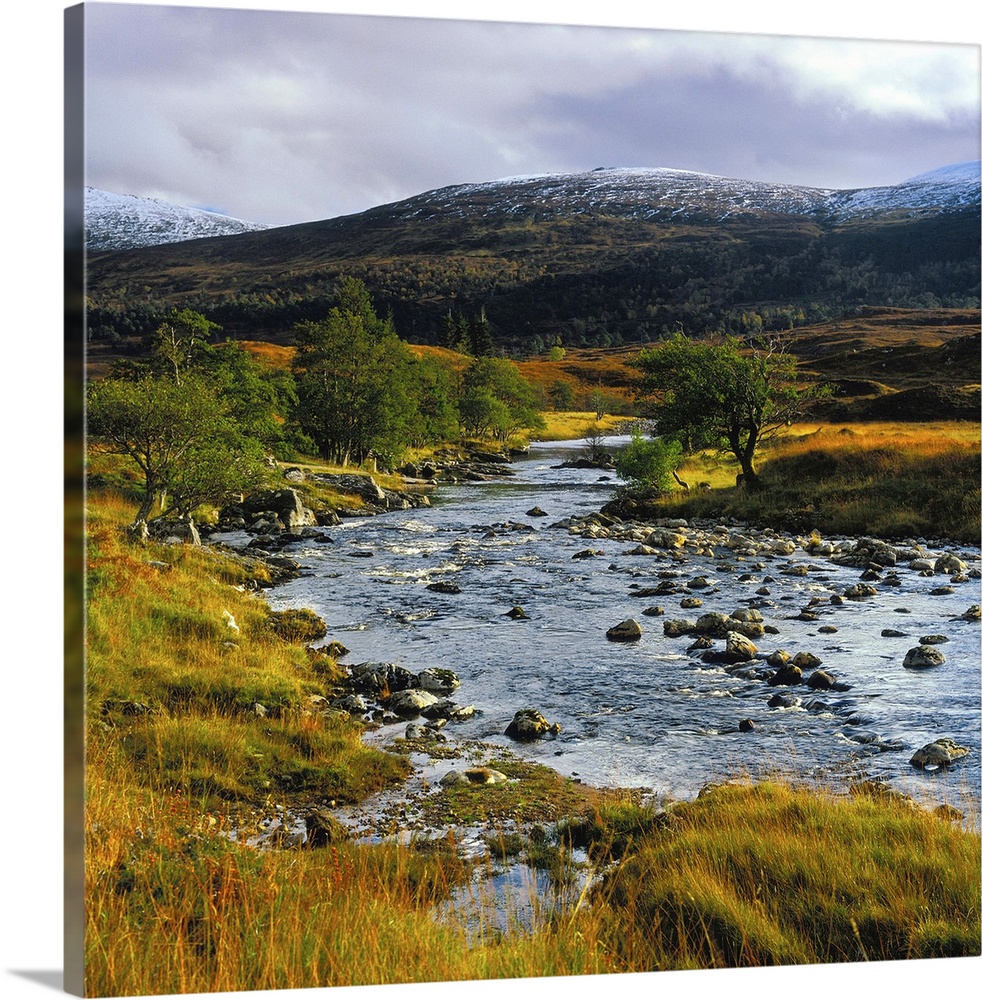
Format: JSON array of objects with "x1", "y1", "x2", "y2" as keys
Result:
[
  {"x1": 268, "y1": 607, "x2": 328, "y2": 643},
  {"x1": 616, "y1": 427, "x2": 683, "y2": 490}
]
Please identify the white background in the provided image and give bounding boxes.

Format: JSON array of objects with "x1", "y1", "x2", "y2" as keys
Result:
[{"x1": 3, "y1": 2, "x2": 980, "y2": 999}]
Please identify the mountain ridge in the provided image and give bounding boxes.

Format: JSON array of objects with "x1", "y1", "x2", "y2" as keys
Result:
[
  {"x1": 83, "y1": 162, "x2": 980, "y2": 350},
  {"x1": 87, "y1": 161, "x2": 981, "y2": 253},
  {"x1": 366, "y1": 160, "x2": 980, "y2": 227}
]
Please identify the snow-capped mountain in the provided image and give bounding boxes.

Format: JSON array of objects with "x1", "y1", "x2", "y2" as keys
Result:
[
  {"x1": 388, "y1": 160, "x2": 981, "y2": 226},
  {"x1": 85, "y1": 187, "x2": 269, "y2": 252},
  {"x1": 83, "y1": 160, "x2": 979, "y2": 351}
]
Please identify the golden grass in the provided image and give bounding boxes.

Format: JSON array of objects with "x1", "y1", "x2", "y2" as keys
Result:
[
  {"x1": 600, "y1": 781, "x2": 981, "y2": 969},
  {"x1": 652, "y1": 420, "x2": 981, "y2": 541},
  {"x1": 236, "y1": 339, "x2": 296, "y2": 369},
  {"x1": 514, "y1": 348, "x2": 639, "y2": 412},
  {"x1": 780, "y1": 420, "x2": 982, "y2": 452},
  {"x1": 536, "y1": 411, "x2": 631, "y2": 441}
]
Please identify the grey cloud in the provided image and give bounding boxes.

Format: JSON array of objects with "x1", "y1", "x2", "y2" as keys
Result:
[{"x1": 81, "y1": 5, "x2": 980, "y2": 226}]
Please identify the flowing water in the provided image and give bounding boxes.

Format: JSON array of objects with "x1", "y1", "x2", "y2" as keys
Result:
[{"x1": 247, "y1": 436, "x2": 981, "y2": 818}]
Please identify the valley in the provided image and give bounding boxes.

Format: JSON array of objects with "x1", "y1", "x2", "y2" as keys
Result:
[{"x1": 79, "y1": 159, "x2": 981, "y2": 994}]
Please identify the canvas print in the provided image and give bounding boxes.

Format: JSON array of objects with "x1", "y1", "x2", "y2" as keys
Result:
[{"x1": 66, "y1": 2, "x2": 982, "y2": 996}]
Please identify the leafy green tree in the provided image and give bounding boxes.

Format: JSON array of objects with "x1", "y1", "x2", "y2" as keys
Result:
[
  {"x1": 634, "y1": 333, "x2": 818, "y2": 489},
  {"x1": 615, "y1": 426, "x2": 683, "y2": 490},
  {"x1": 199, "y1": 341, "x2": 296, "y2": 451},
  {"x1": 118, "y1": 312, "x2": 295, "y2": 456},
  {"x1": 458, "y1": 357, "x2": 544, "y2": 441},
  {"x1": 87, "y1": 374, "x2": 265, "y2": 522},
  {"x1": 148, "y1": 308, "x2": 221, "y2": 383},
  {"x1": 548, "y1": 379, "x2": 575, "y2": 411},
  {"x1": 291, "y1": 278, "x2": 422, "y2": 465},
  {"x1": 411, "y1": 353, "x2": 460, "y2": 446}
]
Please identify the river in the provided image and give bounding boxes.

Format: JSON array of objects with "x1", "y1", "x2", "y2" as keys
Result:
[{"x1": 251, "y1": 436, "x2": 981, "y2": 818}]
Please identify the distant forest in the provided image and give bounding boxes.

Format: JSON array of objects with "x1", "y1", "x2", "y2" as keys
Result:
[{"x1": 86, "y1": 209, "x2": 980, "y2": 355}]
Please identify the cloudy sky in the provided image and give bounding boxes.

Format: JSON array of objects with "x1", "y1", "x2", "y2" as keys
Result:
[{"x1": 77, "y1": 0, "x2": 981, "y2": 228}]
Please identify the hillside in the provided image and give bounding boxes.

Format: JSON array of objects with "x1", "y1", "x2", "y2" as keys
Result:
[
  {"x1": 84, "y1": 306, "x2": 980, "y2": 425},
  {"x1": 84, "y1": 164, "x2": 980, "y2": 351}
]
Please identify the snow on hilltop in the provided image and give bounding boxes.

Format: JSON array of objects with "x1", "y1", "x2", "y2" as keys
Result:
[
  {"x1": 85, "y1": 187, "x2": 269, "y2": 252},
  {"x1": 902, "y1": 161, "x2": 980, "y2": 185},
  {"x1": 392, "y1": 162, "x2": 981, "y2": 225},
  {"x1": 85, "y1": 161, "x2": 980, "y2": 250}
]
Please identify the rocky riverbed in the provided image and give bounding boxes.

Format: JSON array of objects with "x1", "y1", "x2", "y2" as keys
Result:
[{"x1": 209, "y1": 436, "x2": 981, "y2": 842}]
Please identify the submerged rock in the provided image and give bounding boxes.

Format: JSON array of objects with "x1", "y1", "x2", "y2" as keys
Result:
[{"x1": 767, "y1": 692, "x2": 800, "y2": 709}]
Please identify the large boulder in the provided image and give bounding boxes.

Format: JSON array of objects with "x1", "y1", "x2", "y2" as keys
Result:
[
  {"x1": 421, "y1": 699, "x2": 475, "y2": 722},
  {"x1": 903, "y1": 646, "x2": 946, "y2": 670},
  {"x1": 349, "y1": 661, "x2": 419, "y2": 694},
  {"x1": 304, "y1": 809, "x2": 349, "y2": 847},
  {"x1": 909, "y1": 738, "x2": 969, "y2": 769},
  {"x1": 695, "y1": 612, "x2": 733, "y2": 637},
  {"x1": 312, "y1": 473, "x2": 386, "y2": 504},
  {"x1": 934, "y1": 553, "x2": 968, "y2": 575},
  {"x1": 416, "y1": 667, "x2": 461, "y2": 695},
  {"x1": 806, "y1": 669, "x2": 836, "y2": 691},
  {"x1": 240, "y1": 488, "x2": 316, "y2": 529},
  {"x1": 387, "y1": 688, "x2": 441, "y2": 718},
  {"x1": 146, "y1": 515, "x2": 201, "y2": 546},
  {"x1": 505, "y1": 708, "x2": 560, "y2": 741},
  {"x1": 606, "y1": 619, "x2": 642, "y2": 642},
  {"x1": 663, "y1": 618, "x2": 697, "y2": 637},
  {"x1": 791, "y1": 652, "x2": 823, "y2": 670},
  {"x1": 724, "y1": 632, "x2": 758, "y2": 664},
  {"x1": 769, "y1": 664, "x2": 803, "y2": 686}
]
